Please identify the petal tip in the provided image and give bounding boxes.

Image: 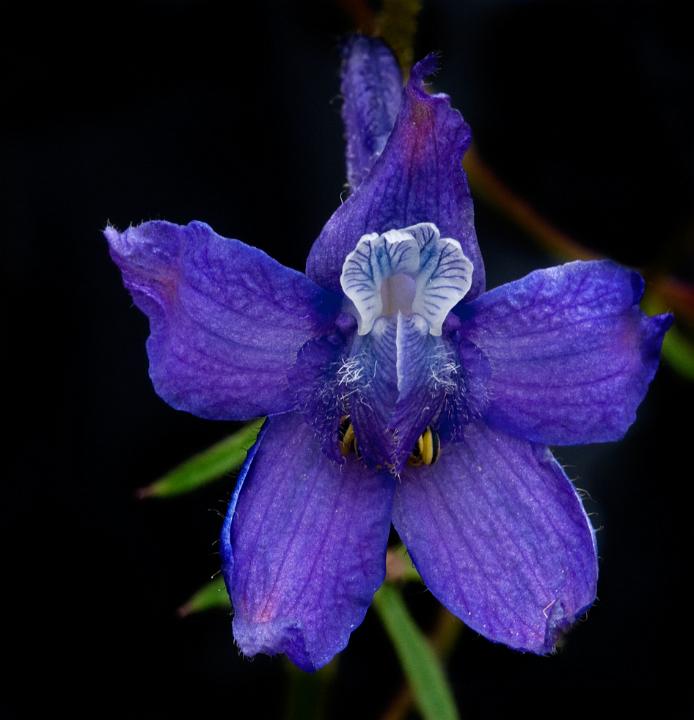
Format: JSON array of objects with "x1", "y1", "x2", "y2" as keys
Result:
[
  {"x1": 641, "y1": 311, "x2": 674, "y2": 365},
  {"x1": 540, "y1": 595, "x2": 595, "y2": 654},
  {"x1": 656, "y1": 311, "x2": 675, "y2": 333},
  {"x1": 103, "y1": 223, "x2": 126, "y2": 255},
  {"x1": 232, "y1": 615, "x2": 333, "y2": 672},
  {"x1": 233, "y1": 615, "x2": 310, "y2": 670},
  {"x1": 411, "y1": 52, "x2": 441, "y2": 85},
  {"x1": 103, "y1": 223, "x2": 119, "y2": 242}
]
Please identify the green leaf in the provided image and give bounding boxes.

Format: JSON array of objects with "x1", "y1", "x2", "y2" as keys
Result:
[
  {"x1": 373, "y1": 584, "x2": 459, "y2": 720},
  {"x1": 138, "y1": 418, "x2": 264, "y2": 498},
  {"x1": 661, "y1": 324, "x2": 694, "y2": 380},
  {"x1": 177, "y1": 575, "x2": 231, "y2": 617},
  {"x1": 642, "y1": 292, "x2": 694, "y2": 381}
]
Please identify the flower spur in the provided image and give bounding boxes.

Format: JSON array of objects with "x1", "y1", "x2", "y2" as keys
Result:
[{"x1": 105, "y1": 36, "x2": 672, "y2": 671}]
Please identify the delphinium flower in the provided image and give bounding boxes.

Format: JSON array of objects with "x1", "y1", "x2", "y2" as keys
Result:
[{"x1": 105, "y1": 36, "x2": 672, "y2": 671}]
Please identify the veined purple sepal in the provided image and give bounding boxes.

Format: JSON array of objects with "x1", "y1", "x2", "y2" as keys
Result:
[
  {"x1": 307, "y1": 55, "x2": 485, "y2": 299},
  {"x1": 392, "y1": 420, "x2": 598, "y2": 653},
  {"x1": 220, "y1": 412, "x2": 394, "y2": 671},
  {"x1": 105, "y1": 220, "x2": 341, "y2": 420},
  {"x1": 289, "y1": 325, "x2": 354, "y2": 463},
  {"x1": 435, "y1": 333, "x2": 491, "y2": 442},
  {"x1": 458, "y1": 260, "x2": 673, "y2": 445}
]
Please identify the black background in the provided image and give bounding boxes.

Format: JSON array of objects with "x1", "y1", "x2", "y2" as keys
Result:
[{"x1": 4, "y1": 0, "x2": 694, "y2": 716}]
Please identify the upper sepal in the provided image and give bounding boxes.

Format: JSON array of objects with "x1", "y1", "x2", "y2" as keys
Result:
[{"x1": 307, "y1": 53, "x2": 484, "y2": 299}]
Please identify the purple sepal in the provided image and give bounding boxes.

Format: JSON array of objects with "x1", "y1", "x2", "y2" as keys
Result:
[
  {"x1": 290, "y1": 332, "x2": 350, "y2": 463},
  {"x1": 459, "y1": 260, "x2": 673, "y2": 445},
  {"x1": 392, "y1": 421, "x2": 598, "y2": 653},
  {"x1": 436, "y1": 334, "x2": 491, "y2": 442},
  {"x1": 341, "y1": 35, "x2": 403, "y2": 190},
  {"x1": 105, "y1": 221, "x2": 340, "y2": 420},
  {"x1": 307, "y1": 55, "x2": 485, "y2": 300},
  {"x1": 220, "y1": 412, "x2": 394, "y2": 671}
]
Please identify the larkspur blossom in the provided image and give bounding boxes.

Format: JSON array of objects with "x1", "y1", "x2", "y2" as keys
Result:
[{"x1": 106, "y1": 36, "x2": 672, "y2": 671}]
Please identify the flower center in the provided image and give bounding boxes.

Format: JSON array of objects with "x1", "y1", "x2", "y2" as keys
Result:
[
  {"x1": 339, "y1": 415, "x2": 441, "y2": 466},
  {"x1": 340, "y1": 222, "x2": 473, "y2": 337}
]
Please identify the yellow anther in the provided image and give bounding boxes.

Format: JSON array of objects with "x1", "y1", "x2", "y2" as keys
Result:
[
  {"x1": 408, "y1": 427, "x2": 441, "y2": 467},
  {"x1": 340, "y1": 422, "x2": 356, "y2": 457}
]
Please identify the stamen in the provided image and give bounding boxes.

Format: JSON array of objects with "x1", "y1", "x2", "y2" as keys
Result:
[
  {"x1": 407, "y1": 427, "x2": 441, "y2": 466},
  {"x1": 339, "y1": 415, "x2": 441, "y2": 468},
  {"x1": 338, "y1": 415, "x2": 356, "y2": 457}
]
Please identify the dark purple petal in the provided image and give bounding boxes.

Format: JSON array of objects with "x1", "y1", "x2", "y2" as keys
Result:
[
  {"x1": 307, "y1": 55, "x2": 485, "y2": 299},
  {"x1": 344, "y1": 314, "x2": 459, "y2": 470},
  {"x1": 393, "y1": 421, "x2": 598, "y2": 653},
  {"x1": 105, "y1": 221, "x2": 340, "y2": 420},
  {"x1": 289, "y1": 325, "x2": 353, "y2": 463},
  {"x1": 341, "y1": 35, "x2": 403, "y2": 190},
  {"x1": 221, "y1": 413, "x2": 394, "y2": 671},
  {"x1": 459, "y1": 260, "x2": 673, "y2": 445},
  {"x1": 436, "y1": 332, "x2": 491, "y2": 442}
]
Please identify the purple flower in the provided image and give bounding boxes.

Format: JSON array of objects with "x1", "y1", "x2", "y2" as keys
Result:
[{"x1": 105, "y1": 36, "x2": 672, "y2": 671}]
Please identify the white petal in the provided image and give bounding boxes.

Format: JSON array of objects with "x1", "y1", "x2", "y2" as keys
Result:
[
  {"x1": 409, "y1": 224, "x2": 473, "y2": 336},
  {"x1": 340, "y1": 230, "x2": 419, "y2": 335}
]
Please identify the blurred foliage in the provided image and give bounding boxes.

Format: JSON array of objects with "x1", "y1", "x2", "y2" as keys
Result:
[
  {"x1": 660, "y1": 326, "x2": 694, "y2": 380},
  {"x1": 643, "y1": 292, "x2": 694, "y2": 380},
  {"x1": 386, "y1": 543, "x2": 422, "y2": 584},
  {"x1": 177, "y1": 573, "x2": 459, "y2": 720},
  {"x1": 338, "y1": 0, "x2": 421, "y2": 72},
  {"x1": 177, "y1": 575, "x2": 229, "y2": 617},
  {"x1": 381, "y1": 605, "x2": 465, "y2": 720},
  {"x1": 383, "y1": 608, "x2": 463, "y2": 720},
  {"x1": 137, "y1": 418, "x2": 264, "y2": 498},
  {"x1": 373, "y1": 584, "x2": 459, "y2": 720},
  {"x1": 376, "y1": 0, "x2": 422, "y2": 73},
  {"x1": 285, "y1": 659, "x2": 337, "y2": 720},
  {"x1": 464, "y1": 146, "x2": 694, "y2": 381},
  {"x1": 178, "y1": 549, "x2": 452, "y2": 720}
]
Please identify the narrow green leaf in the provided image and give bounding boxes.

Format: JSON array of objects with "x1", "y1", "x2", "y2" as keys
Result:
[
  {"x1": 138, "y1": 418, "x2": 264, "y2": 499},
  {"x1": 642, "y1": 292, "x2": 694, "y2": 381},
  {"x1": 177, "y1": 575, "x2": 231, "y2": 617},
  {"x1": 373, "y1": 584, "x2": 459, "y2": 720},
  {"x1": 661, "y1": 324, "x2": 694, "y2": 380}
]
